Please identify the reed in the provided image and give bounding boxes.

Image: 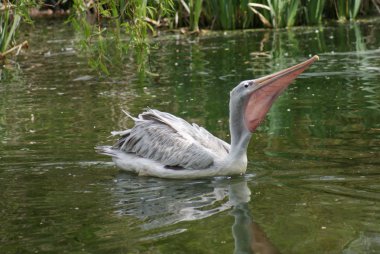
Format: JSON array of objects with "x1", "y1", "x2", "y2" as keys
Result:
[
  {"x1": 272, "y1": 0, "x2": 300, "y2": 28},
  {"x1": 348, "y1": 0, "x2": 362, "y2": 19},
  {"x1": 203, "y1": 0, "x2": 254, "y2": 29},
  {"x1": 64, "y1": 0, "x2": 373, "y2": 74},
  {"x1": 335, "y1": 0, "x2": 362, "y2": 21},
  {"x1": 193, "y1": 0, "x2": 371, "y2": 29},
  {"x1": 0, "y1": 7, "x2": 21, "y2": 53},
  {"x1": 189, "y1": 0, "x2": 203, "y2": 31},
  {"x1": 0, "y1": 1, "x2": 33, "y2": 58},
  {"x1": 249, "y1": 0, "x2": 300, "y2": 28},
  {"x1": 203, "y1": 0, "x2": 236, "y2": 30},
  {"x1": 303, "y1": 0, "x2": 326, "y2": 24},
  {"x1": 68, "y1": 0, "x2": 174, "y2": 74}
]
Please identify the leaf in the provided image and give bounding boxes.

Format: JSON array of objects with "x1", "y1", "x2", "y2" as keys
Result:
[{"x1": 248, "y1": 5, "x2": 272, "y2": 28}]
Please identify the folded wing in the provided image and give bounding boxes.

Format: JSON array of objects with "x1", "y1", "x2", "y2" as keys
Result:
[{"x1": 112, "y1": 109, "x2": 230, "y2": 169}]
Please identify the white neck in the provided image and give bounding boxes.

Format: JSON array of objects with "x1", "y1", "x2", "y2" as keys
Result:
[
  {"x1": 229, "y1": 98, "x2": 252, "y2": 155},
  {"x1": 220, "y1": 98, "x2": 252, "y2": 175}
]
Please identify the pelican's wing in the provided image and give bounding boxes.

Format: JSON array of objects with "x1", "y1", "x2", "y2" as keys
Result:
[{"x1": 112, "y1": 109, "x2": 230, "y2": 169}]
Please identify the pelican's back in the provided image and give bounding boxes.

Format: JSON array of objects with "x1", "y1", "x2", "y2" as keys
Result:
[{"x1": 112, "y1": 109, "x2": 230, "y2": 170}]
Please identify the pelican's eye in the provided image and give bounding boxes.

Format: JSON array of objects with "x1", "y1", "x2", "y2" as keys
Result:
[{"x1": 244, "y1": 83, "x2": 249, "y2": 88}]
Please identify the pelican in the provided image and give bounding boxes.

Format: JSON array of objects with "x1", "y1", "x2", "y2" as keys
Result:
[{"x1": 98, "y1": 56, "x2": 318, "y2": 179}]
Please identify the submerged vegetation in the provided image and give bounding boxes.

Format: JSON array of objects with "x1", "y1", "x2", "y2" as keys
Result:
[{"x1": 1, "y1": 0, "x2": 379, "y2": 73}]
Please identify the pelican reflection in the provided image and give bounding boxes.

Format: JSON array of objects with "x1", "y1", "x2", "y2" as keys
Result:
[
  {"x1": 112, "y1": 173, "x2": 280, "y2": 252},
  {"x1": 229, "y1": 180, "x2": 280, "y2": 254}
]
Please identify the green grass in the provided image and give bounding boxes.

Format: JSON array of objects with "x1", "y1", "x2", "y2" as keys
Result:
[
  {"x1": 0, "y1": 9, "x2": 21, "y2": 53},
  {"x1": 64, "y1": 0, "x2": 375, "y2": 75},
  {"x1": 0, "y1": 0, "x2": 376, "y2": 75},
  {"x1": 248, "y1": 0, "x2": 300, "y2": 28},
  {"x1": 335, "y1": 0, "x2": 362, "y2": 21},
  {"x1": 189, "y1": 0, "x2": 203, "y2": 31},
  {"x1": 0, "y1": 1, "x2": 34, "y2": 59},
  {"x1": 304, "y1": 0, "x2": 326, "y2": 25},
  {"x1": 68, "y1": 0, "x2": 175, "y2": 74}
]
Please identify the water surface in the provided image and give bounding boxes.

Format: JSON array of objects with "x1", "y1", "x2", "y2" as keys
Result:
[{"x1": 1, "y1": 18, "x2": 380, "y2": 253}]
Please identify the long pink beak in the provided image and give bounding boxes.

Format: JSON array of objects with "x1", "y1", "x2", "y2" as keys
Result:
[{"x1": 244, "y1": 55, "x2": 319, "y2": 132}]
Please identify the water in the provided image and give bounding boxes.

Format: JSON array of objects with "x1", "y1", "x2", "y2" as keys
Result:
[{"x1": 1, "y1": 18, "x2": 380, "y2": 253}]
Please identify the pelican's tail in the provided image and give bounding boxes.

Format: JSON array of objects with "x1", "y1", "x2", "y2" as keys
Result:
[
  {"x1": 95, "y1": 145, "x2": 150, "y2": 174},
  {"x1": 95, "y1": 145, "x2": 118, "y2": 157}
]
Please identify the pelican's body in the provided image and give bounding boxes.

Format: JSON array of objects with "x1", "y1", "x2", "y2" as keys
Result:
[
  {"x1": 100, "y1": 109, "x2": 248, "y2": 178},
  {"x1": 98, "y1": 56, "x2": 318, "y2": 179}
]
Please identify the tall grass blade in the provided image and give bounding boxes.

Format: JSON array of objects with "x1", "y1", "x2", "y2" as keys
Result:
[
  {"x1": 219, "y1": 0, "x2": 235, "y2": 30},
  {"x1": 305, "y1": 0, "x2": 326, "y2": 25},
  {"x1": 335, "y1": 0, "x2": 347, "y2": 21},
  {"x1": 3, "y1": 14, "x2": 21, "y2": 53},
  {"x1": 239, "y1": 0, "x2": 254, "y2": 28},
  {"x1": 256, "y1": 0, "x2": 300, "y2": 28},
  {"x1": 1, "y1": 6, "x2": 11, "y2": 52},
  {"x1": 286, "y1": 0, "x2": 300, "y2": 27},
  {"x1": 349, "y1": 0, "x2": 361, "y2": 19},
  {"x1": 248, "y1": 3, "x2": 272, "y2": 27},
  {"x1": 334, "y1": 0, "x2": 362, "y2": 22},
  {"x1": 189, "y1": 0, "x2": 203, "y2": 31}
]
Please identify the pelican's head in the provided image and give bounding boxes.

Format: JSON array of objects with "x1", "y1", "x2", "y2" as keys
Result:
[{"x1": 230, "y1": 55, "x2": 319, "y2": 132}]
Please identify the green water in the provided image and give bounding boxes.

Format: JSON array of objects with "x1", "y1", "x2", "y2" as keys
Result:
[{"x1": 1, "y1": 18, "x2": 380, "y2": 253}]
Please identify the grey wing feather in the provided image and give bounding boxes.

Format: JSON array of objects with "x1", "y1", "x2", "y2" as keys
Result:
[
  {"x1": 142, "y1": 109, "x2": 230, "y2": 153},
  {"x1": 112, "y1": 109, "x2": 230, "y2": 169}
]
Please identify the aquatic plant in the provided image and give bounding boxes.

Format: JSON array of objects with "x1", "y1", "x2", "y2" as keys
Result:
[
  {"x1": 271, "y1": 0, "x2": 300, "y2": 28},
  {"x1": 303, "y1": 0, "x2": 326, "y2": 25},
  {"x1": 0, "y1": 1, "x2": 33, "y2": 59},
  {"x1": 334, "y1": 0, "x2": 362, "y2": 21},
  {"x1": 189, "y1": 0, "x2": 203, "y2": 31},
  {"x1": 189, "y1": 0, "x2": 375, "y2": 29},
  {"x1": 249, "y1": 0, "x2": 300, "y2": 28},
  {"x1": 202, "y1": 0, "x2": 255, "y2": 29},
  {"x1": 64, "y1": 0, "x2": 377, "y2": 75},
  {"x1": 68, "y1": 0, "x2": 174, "y2": 75},
  {"x1": 0, "y1": 7, "x2": 21, "y2": 55}
]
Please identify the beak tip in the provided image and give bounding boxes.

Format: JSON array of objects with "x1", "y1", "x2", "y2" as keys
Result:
[{"x1": 313, "y1": 55, "x2": 320, "y2": 61}]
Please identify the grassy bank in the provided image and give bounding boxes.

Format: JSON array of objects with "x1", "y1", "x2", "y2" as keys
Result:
[
  {"x1": 35, "y1": 0, "x2": 380, "y2": 30},
  {"x1": 1, "y1": 0, "x2": 379, "y2": 73}
]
